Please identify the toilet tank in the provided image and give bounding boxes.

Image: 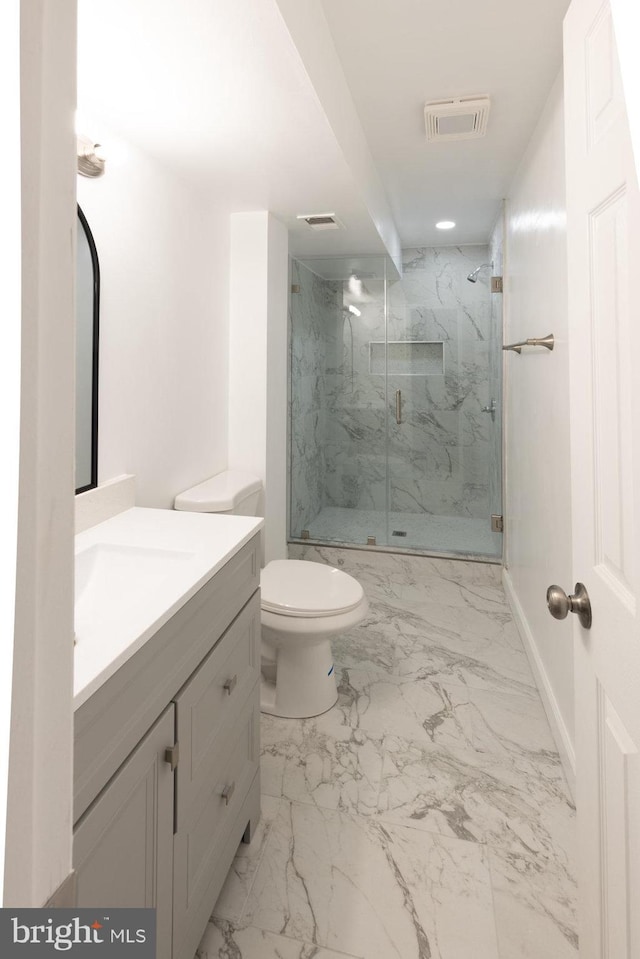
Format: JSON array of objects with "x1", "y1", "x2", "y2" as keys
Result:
[{"x1": 174, "y1": 470, "x2": 263, "y2": 516}]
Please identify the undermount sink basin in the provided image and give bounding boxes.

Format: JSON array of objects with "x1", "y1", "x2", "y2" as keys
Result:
[
  {"x1": 74, "y1": 542, "x2": 195, "y2": 646},
  {"x1": 73, "y1": 507, "x2": 264, "y2": 709}
]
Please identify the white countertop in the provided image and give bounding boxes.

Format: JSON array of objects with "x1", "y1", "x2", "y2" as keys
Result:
[{"x1": 74, "y1": 507, "x2": 263, "y2": 709}]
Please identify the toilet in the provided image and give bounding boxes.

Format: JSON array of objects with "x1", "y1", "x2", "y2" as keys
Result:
[{"x1": 174, "y1": 471, "x2": 369, "y2": 718}]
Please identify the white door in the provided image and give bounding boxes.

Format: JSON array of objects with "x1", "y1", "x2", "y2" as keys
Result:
[{"x1": 564, "y1": 0, "x2": 640, "y2": 956}]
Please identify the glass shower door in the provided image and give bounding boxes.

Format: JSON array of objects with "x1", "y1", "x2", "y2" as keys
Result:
[{"x1": 385, "y1": 246, "x2": 502, "y2": 559}]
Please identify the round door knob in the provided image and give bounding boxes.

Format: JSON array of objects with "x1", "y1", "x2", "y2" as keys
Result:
[{"x1": 546, "y1": 582, "x2": 592, "y2": 629}]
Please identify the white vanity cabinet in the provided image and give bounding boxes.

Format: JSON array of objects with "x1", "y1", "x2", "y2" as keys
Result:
[{"x1": 73, "y1": 532, "x2": 261, "y2": 959}]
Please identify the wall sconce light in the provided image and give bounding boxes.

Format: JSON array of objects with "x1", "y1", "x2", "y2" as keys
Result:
[{"x1": 77, "y1": 134, "x2": 105, "y2": 178}]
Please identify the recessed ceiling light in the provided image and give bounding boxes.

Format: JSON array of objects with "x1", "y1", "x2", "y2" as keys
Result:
[{"x1": 436, "y1": 220, "x2": 456, "y2": 230}]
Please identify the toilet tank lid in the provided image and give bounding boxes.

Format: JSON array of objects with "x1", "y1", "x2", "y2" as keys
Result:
[{"x1": 174, "y1": 470, "x2": 262, "y2": 512}]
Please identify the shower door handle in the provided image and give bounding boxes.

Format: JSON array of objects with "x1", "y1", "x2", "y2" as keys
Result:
[{"x1": 395, "y1": 390, "x2": 402, "y2": 425}]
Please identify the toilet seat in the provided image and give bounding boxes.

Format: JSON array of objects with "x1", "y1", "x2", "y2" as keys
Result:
[{"x1": 261, "y1": 560, "x2": 364, "y2": 618}]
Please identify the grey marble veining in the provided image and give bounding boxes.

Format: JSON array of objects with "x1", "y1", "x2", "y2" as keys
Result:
[
  {"x1": 260, "y1": 712, "x2": 384, "y2": 815},
  {"x1": 197, "y1": 920, "x2": 364, "y2": 959},
  {"x1": 197, "y1": 547, "x2": 577, "y2": 959},
  {"x1": 489, "y1": 846, "x2": 578, "y2": 959},
  {"x1": 241, "y1": 801, "x2": 499, "y2": 959}
]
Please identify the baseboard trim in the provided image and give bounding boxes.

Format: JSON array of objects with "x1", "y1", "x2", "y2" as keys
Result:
[{"x1": 502, "y1": 568, "x2": 576, "y2": 800}]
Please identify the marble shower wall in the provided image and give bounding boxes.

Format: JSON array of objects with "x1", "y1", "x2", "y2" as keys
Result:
[
  {"x1": 324, "y1": 246, "x2": 495, "y2": 519},
  {"x1": 324, "y1": 272, "x2": 388, "y2": 512},
  {"x1": 289, "y1": 245, "x2": 500, "y2": 536},
  {"x1": 289, "y1": 259, "x2": 340, "y2": 536},
  {"x1": 390, "y1": 246, "x2": 494, "y2": 518}
]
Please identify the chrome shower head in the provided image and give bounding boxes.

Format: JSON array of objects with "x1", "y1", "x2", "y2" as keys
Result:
[{"x1": 467, "y1": 262, "x2": 492, "y2": 283}]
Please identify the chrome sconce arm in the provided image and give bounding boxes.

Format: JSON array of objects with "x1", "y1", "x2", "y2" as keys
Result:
[{"x1": 502, "y1": 334, "x2": 554, "y2": 354}]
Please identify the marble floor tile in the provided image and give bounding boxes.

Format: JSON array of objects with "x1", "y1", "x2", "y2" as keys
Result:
[
  {"x1": 331, "y1": 667, "x2": 547, "y2": 755},
  {"x1": 259, "y1": 713, "x2": 384, "y2": 815},
  {"x1": 291, "y1": 545, "x2": 534, "y2": 690},
  {"x1": 384, "y1": 587, "x2": 523, "y2": 653},
  {"x1": 402, "y1": 554, "x2": 503, "y2": 589},
  {"x1": 489, "y1": 847, "x2": 578, "y2": 959},
  {"x1": 392, "y1": 611, "x2": 535, "y2": 682},
  {"x1": 289, "y1": 543, "x2": 502, "y2": 592},
  {"x1": 376, "y1": 729, "x2": 574, "y2": 857},
  {"x1": 197, "y1": 920, "x2": 364, "y2": 959},
  {"x1": 465, "y1": 684, "x2": 559, "y2": 756},
  {"x1": 332, "y1": 667, "x2": 468, "y2": 743},
  {"x1": 392, "y1": 624, "x2": 538, "y2": 695},
  {"x1": 400, "y1": 591, "x2": 510, "y2": 627},
  {"x1": 288, "y1": 544, "x2": 414, "y2": 600},
  {"x1": 242, "y1": 800, "x2": 499, "y2": 959},
  {"x1": 332, "y1": 618, "x2": 396, "y2": 672},
  {"x1": 212, "y1": 796, "x2": 282, "y2": 923},
  {"x1": 398, "y1": 570, "x2": 509, "y2": 611},
  {"x1": 195, "y1": 545, "x2": 578, "y2": 959}
]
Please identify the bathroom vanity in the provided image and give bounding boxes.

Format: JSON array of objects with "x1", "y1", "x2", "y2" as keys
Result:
[{"x1": 72, "y1": 508, "x2": 263, "y2": 959}]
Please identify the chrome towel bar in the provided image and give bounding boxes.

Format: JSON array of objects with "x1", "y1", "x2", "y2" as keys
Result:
[{"x1": 502, "y1": 334, "x2": 554, "y2": 354}]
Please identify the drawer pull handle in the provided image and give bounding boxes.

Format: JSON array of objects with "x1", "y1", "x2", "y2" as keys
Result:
[
  {"x1": 221, "y1": 781, "x2": 236, "y2": 806},
  {"x1": 164, "y1": 742, "x2": 179, "y2": 772},
  {"x1": 223, "y1": 674, "x2": 238, "y2": 696}
]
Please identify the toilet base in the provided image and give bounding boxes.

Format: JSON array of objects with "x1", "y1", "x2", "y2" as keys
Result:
[{"x1": 259, "y1": 638, "x2": 338, "y2": 719}]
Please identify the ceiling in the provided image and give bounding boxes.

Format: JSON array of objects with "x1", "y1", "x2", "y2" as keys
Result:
[
  {"x1": 320, "y1": 0, "x2": 571, "y2": 247},
  {"x1": 78, "y1": 0, "x2": 571, "y2": 258},
  {"x1": 77, "y1": 0, "x2": 389, "y2": 258}
]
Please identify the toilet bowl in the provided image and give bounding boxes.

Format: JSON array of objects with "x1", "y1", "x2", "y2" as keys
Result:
[
  {"x1": 174, "y1": 471, "x2": 368, "y2": 718},
  {"x1": 260, "y1": 559, "x2": 368, "y2": 718}
]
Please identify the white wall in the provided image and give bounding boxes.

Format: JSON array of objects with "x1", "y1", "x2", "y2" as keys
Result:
[
  {"x1": 228, "y1": 212, "x2": 289, "y2": 563},
  {"x1": 77, "y1": 138, "x2": 230, "y2": 508},
  {"x1": 4, "y1": 0, "x2": 76, "y2": 905},
  {"x1": 503, "y1": 74, "x2": 576, "y2": 787}
]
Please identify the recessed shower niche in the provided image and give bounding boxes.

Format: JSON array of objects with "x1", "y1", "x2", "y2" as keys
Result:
[
  {"x1": 369, "y1": 340, "x2": 444, "y2": 376},
  {"x1": 288, "y1": 246, "x2": 503, "y2": 560}
]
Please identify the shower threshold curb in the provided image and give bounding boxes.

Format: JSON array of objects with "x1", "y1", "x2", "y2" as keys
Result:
[{"x1": 287, "y1": 537, "x2": 502, "y2": 566}]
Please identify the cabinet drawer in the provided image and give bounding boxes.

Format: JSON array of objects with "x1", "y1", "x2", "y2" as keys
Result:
[
  {"x1": 174, "y1": 591, "x2": 260, "y2": 829},
  {"x1": 173, "y1": 699, "x2": 259, "y2": 955}
]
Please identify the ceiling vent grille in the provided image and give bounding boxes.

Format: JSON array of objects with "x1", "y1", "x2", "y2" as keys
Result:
[
  {"x1": 297, "y1": 213, "x2": 343, "y2": 231},
  {"x1": 424, "y1": 95, "x2": 491, "y2": 142}
]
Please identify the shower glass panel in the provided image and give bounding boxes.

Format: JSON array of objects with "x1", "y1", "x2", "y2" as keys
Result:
[
  {"x1": 289, "y1": 246, "x2": 502, "y2": 560},
  {"x1": 289, "y1": 255, "x2": 390, "y2": 547},
  {"x1": 385, "y1": 247, "x2": 501, "y2": 557}
]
